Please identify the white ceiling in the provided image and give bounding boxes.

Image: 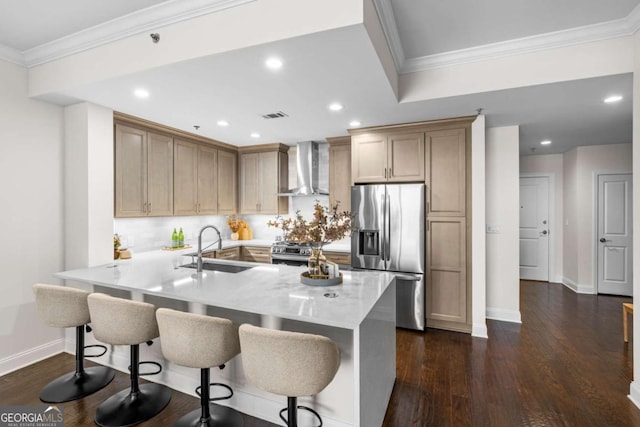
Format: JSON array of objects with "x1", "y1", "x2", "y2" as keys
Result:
[
  {"x1": 391, "y1": 0, "x2": 640, "y2": 58},
  {"x1": 0, "y1": 0, "x2": 635, "y2": 154}
]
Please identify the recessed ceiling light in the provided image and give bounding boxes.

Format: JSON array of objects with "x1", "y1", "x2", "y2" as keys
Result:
[
  {"x1": 265, "y1": 57, "x2": 283, "y2": 70},
  {"x1": 349, "y1": 120, "x2": 361, "y2": 127},
  {"x1": 250, "y1": 132, "x2": 260, "y2": 138},
  {"x1": 328, "y1": 103, "x2": 343, "y2": 111},
  {"x1": 540, "y1": 140, "x2": 552, "y2": 145},
  {"x1": 133, "y1": 88, "x2": 149, "y2": 99},
  {"x1": 217, "y1": 120, "x2": 229, "y2": 127},
  {"x1": 604, "y1": 95, "x2": 623, "y2": 103}
]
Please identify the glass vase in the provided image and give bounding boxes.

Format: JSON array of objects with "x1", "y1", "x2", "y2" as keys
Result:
[{"x1": 307, "y1": 247, "x2": 328, "y2": 278}]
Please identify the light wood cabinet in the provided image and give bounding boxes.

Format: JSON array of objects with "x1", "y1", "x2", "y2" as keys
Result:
[
  {"x1": 217, "y1": 150, "x2": 237, "y2": 215},
  {"x1": 425, "y1": 129, "x2": 466, "y2": 217},
  {"x1": 174, "y1": 140, "x2": 237, "y2": 216},
  {"x1": 351, "y1": 132, "x2": 424, "y2": 183},
  {"x1": 214, "y1": 246, "x2": 240, "y2": 260},
  {"x1": 115, "y1": 124, "x2": 173, "y2": 217},
  {"x1": 239, "y1": 144, "x2": 288, "y2": 215},
  {"x1": 327, "y1": 136, "x2": 352, "y2": 211},
  {"x1": 241, "y1": 246, "x2": 271, "y2": 263},
  {"x1": 426, "y1": 217, "x2": 467, "y2": 329},
  {"x1": 323, "y1": 251, "x2": 351, "y2": 266}
]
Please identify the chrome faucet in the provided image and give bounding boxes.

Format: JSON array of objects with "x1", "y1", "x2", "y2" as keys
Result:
[{"x1": 197, "y1": 225, "x2": 222, "y2": 273}]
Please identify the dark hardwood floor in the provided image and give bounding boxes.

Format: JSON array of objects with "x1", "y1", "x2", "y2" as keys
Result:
[{"x1": 1, "y1": 281, "x2": 638, "y2": 426}]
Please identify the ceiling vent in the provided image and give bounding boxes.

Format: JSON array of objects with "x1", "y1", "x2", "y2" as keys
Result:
[{"x1": 261, "y1": 111, "x2": 288, "y2": 119}]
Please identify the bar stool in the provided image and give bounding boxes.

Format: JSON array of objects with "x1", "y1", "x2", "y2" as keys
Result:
[
  {"x1": 87, "y1": 293, "x2": 171, "y2": 427},
  {"x1": 32, "y1": 283, "x2": 115, "y2": 403},
  {"x1": 238, "y1": 324, "x2": 340, "y2": 427},
  {"x1": 156, "y1": 308, "x2": 244, "y2": 427}
]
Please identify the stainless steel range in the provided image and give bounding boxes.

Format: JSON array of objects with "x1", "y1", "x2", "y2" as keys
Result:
[{"x1": 270, "y1": 242, "x2": 312, "y2": 266}]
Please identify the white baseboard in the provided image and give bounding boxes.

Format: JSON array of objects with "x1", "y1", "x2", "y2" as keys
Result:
[
  {"x1": 629, "y1": 381, "x2": 640, "y2": 410},
  {"x1": 486, "y1": 307, "x2": 522, "y2": 323},
  {"x1": 0, "y1": 339, "x2": 65, "y2": 376},
  {"x1": 553, "y1": 275, "x2": 563, "y2": 284},
  {"x1": 562, "y1": 277, "x2": 596, "y2": 294},
  {"x1": 472, "y1": 323, "x2": 488, "y2": 338}
]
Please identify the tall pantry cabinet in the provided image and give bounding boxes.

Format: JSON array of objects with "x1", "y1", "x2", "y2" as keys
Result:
[{"x1": 349, "y1": 117, "x2": 473, "y2": 333}]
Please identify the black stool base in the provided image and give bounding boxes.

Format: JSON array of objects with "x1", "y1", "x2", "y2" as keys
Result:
[
  {"x1": 173, "y1": 404, "x2": 244, "y2": 427},
  {"x1": 94, "y1": 383, "x2": 171, "y2": 427},
  {"x1": 39, "y1": 365, "x2": 115, "y2": 403}
]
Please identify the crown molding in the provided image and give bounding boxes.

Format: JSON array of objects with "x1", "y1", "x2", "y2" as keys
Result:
[
  {"x1": 0, "y1": 43, "x2": 25, "y2": 66},
  {"x1": 371, "y1": 0, "x2": 405, "y2": 72},
  {"x1": 373, "y1": 1, "x2": 640, "y2": 74},
  {"x1": 21, "y1": 0, "x2": 255, "y2": 67}
]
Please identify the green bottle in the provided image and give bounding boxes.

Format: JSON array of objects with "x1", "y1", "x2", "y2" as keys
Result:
[
  {"x1": 171, "y1": 228, "x2": 178, "y2": 248},
  {"x1": 178, "y1": 228, "x2": 184, "y2": 248}
]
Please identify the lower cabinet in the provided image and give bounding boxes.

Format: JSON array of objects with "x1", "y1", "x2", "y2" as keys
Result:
[
  {"x1": 241, "y1": 246, "x2": 271, "y2": 263},
  {"x1": 214, "y1": 247, "x2": 240, "y2": 260},
  {"x1": 426, "y1": 217, "x2": 469, "y2": 332}
]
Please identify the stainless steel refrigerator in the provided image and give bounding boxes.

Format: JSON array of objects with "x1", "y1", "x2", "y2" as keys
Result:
[{"x1": 351, "y1": 183, "x2": 425, "y2": 330}]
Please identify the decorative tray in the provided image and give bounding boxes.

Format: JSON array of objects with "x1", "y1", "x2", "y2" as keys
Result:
[
  {"x1": 162, "y1": 245, "x2": 192, "y2": 251},
  {"x1": 300, "y1": 272, "x2": 343, "y2": 287}
]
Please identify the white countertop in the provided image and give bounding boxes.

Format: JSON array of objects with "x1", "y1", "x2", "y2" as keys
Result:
[{"x1": 55, "y1": 249, "x2": 392, "y2": 330}]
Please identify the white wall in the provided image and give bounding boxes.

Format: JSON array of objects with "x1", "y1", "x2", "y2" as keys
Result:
[
  {"x1": 485, "y1": 126, "x2": 521, "y2": 323},
  {"x1": 0, "y1": 59, "x2": 65, "y2": 375},
  {"x1": 64, "y1": 103, "x2": 114, "y2": 269},
  {"x1": 520, "y1": 154, "x2": 564, "y2": 282},
  {"x1": 471, "y1": 115, "x2": 487, "y2": 337},
  {"x1": 563, "y1": 143, "x2": 632, "y2": 293}
]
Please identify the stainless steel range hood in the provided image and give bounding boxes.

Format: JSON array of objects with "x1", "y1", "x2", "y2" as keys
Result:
[{"x1": 277, "y1": 141, "x2": 329, "y2": 196}]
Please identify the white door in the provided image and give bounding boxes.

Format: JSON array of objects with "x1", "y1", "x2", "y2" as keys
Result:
[
  {"x1": 597, "y1": 173, "x2": 633, "y2": 296},
  {"x1": 519, "y1": 177, "x2": 550, "y2": 281}
]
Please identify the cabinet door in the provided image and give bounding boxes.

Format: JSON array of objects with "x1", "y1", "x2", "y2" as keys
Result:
[
  {"x1": 239, "y1": 153, "x2": 260, "y2": 214},
  {"x1": 147, "y1": 132, "x2": 174, "y2": 216},
  {"x1": 388, "y1": 132, "x2": 425, "y2": 182},
  {"x1": 425, "y1": 129, "x2": 466, "y2": 216},
  {"x1": 173, "y1": 140, "x2": 198, "y2": 216},
  {"x1": 426, "y1": 217, "x2": 467, "y2": 327},
  {"x1": 217, "y1": 150, "x2": 237, "y2": 215},
  {"x1": 258, "y1": 151, "x2": 279, "y2": 214},
  {"x1": 329, "y1": 142, "x2": 351, "y2": 210},
  {"x1": 197, "y1": 145, "x2": 218, "y2": 215},
  {"x1": 241, "y1": 246, "x2": 271, "y2": 263},
  {"x1": 115, "y1": 124, "x2": 147, "y2": 217},
  {"x1": 351, "y1": 134, "x2": 387, "y2": 183}
]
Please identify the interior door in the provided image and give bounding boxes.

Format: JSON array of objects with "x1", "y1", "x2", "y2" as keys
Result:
[
  {"x1": 519, "y1": 177, "x2": 550, "y2": 281},
  {"x1": 597, "y1": 173, "x2": 633, "y2": 296}
]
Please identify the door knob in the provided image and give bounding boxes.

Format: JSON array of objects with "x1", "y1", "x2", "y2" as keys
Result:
[
  {"x1": 599, "y1": 237, "x2": 607, "y2": 243},
  {"x1": 540, "y1": 230, "x2": 548, "y2": 235}
]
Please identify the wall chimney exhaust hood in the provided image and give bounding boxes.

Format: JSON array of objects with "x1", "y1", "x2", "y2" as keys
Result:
[{"x1": 277, "y1": 141, "x2": 329, "y2": 196}]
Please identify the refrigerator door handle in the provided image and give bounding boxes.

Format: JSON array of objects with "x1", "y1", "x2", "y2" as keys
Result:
[
  {"x1": 386, "y1": 193, "x2": 391, "y2": 261},
  {"x1": 381, "y1": 192, "x2": 386, "y2": 263}
]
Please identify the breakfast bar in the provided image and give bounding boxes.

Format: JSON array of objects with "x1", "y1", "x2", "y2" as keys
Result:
[{"x1": 55, "y1": 250, "x2": 396, "y2": 427}]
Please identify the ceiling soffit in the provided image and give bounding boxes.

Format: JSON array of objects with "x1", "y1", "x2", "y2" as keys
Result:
[
  {"x1": 372, "y1": 0, "x2": 640, "y2": 74},
  {"x1": 0, "y1": 0, "x2": 255, "y2": 67}
]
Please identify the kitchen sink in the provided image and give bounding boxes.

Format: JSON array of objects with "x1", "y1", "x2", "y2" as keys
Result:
[{"x1": 180, "y1": 263, "x2": 254, "y2": 273}]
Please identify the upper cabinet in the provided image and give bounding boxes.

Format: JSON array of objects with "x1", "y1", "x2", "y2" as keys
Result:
[
  {"x1": 114, "y1": 113, "x2": 238, "y2": 218},
  {"x1": 351, "y1": 132, "x2": 424, "y2": 183},
  {"x1": 239, "y1": 144, "x2": 288, "y2": 215},
  {"x1": 115, "y1": 124, "x2": 173, "y2": 217},
  {"x1": 425, "y1": 128, "x2": 466, "y2": 217},
  {"x1": 326, "y1": 136, "x2": 352, "y2": 211},
  {"x1": 174, "y1": 140, "x2": 238, "y2": 216}
]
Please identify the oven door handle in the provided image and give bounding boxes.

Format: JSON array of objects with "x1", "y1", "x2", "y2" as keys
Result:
[{"x1": 270, "y1": 254, "x2": 309, "y2": 262}]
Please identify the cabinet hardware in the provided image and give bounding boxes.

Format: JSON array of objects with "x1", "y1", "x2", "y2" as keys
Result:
[
  {"x1": 148, "y1": 203, "x2": 151, "y2": 213},
  {"x1": 384, "y1": 168, "x2": 387, "y2": 179}
]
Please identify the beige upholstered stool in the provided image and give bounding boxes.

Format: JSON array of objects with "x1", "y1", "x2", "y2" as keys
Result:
[
  {"x1": 239, "y1": 324, "x2": 340, "y2": 427},
  {"x1": 88, "y1": 293, "x2": 171, "y2": 427},
  {"x1": 33, "y1": 283, "x2": 114, "y2": 403},
  {"x1": 156, "y1": 308, "x2": 244, "y2": 427}
]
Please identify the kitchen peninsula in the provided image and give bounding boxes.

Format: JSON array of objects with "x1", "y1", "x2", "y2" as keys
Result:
[{"x1": 55, "y1": 250, "x2": 396, "y2": 427}]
